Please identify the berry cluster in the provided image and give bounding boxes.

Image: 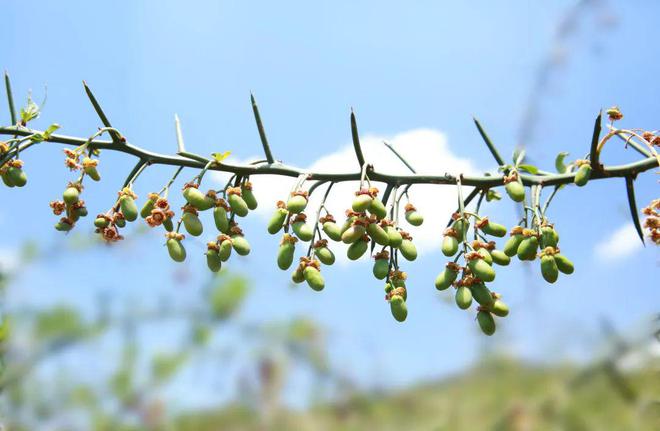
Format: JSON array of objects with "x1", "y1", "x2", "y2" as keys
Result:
[{"x1": 642, "y1": 199, "x2": 660, "y2": 244}]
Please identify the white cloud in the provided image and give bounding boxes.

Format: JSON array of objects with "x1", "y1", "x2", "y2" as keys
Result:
[
  {"x1": 593, "y1": 223, "x2": 643, "y2": 261},
  {"x1": 211, "y1": 128, "x2": 479, "y2": 260}
]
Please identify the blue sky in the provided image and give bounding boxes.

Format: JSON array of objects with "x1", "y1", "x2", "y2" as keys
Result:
[{"x1": 2, "y1": 0, "x2": 659, "y2": 408}]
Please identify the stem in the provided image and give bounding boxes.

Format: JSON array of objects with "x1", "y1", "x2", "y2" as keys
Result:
[
  {"x1": 159, "y1": 166, "x2": 185, "y2": 197},
  {"x1": 307, "y1": 182, "x2": 335, "y2": 257},
  {"x1": 251, "y1": 94, "x2": 275, "y2": 164},
  {"x1": 383, "y1": 141, "x2": 417, "y2": 173},
  {"x1": 350, "y1": 110, "x2": 366, "y2": 168},
  {"x1": 122, "y1": 159, "x2": 149, "y2": 189},
  {"x1": 82, "y1": 81, "x2": 122, "y2": 143},
  {"x1": 4, "y1": 71, "x2": 16, "y2": 126},
  {"x1": 473, "y1": 117, "x2": 505, "y2": 166}
]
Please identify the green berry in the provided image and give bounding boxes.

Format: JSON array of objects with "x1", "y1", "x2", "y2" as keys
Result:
[
  {"x1": 435, "y1": 265, "x2": 459, "y2": 291},
  {"x1": 540, "y1": 226, "x2": 559, "y2": 248},
  {"x1": 490, "y1": 250, "x2": 510, "y2": 266},
  {"x1": 218, "y1": 240, "x2": 232, "y2": 261},
  {"x1": 303, "y1": 266, "x2": 325, "y2": 291},
  {"x1": 231, "y1": 235, "x2": 251, "y2": 256},
  {"x1": 140, "y1": 198, "x2": 156, "y2": 219},
  {"x1": 389, "y1": 295, "x2": 408, "y2": 322},
  {"x1": 163, "y1": 218, "x2": 174, "y2": 232},
  {"x1": 372, "y1": 257, "x2": 389, "y2": 280},
  {"x1": 277, "y1": 241, "x2": 296, "y2": 270},
  {"x1": 183, "y1": 187, "x2": 208, "y2": 209},
  {"x1": 352, "y1": 193, "x2": 373, "y2": 212},
  {"x1": 491, "y1": 299, "x2": 509, "y2": 317},
  {"x1": 503, "y1": 234, "x2": 524, "y2": 257},
  {"x1": 405, "y1": 210, "x2": 424, "y2": 226},
  {"x1": 471, "y1": 283, "x2": 494, "y2": 307},
  {"x1": 228, "y1": 193, "x2": 249, "y2": 217},
  {"x1": 455, "y1": 286, "x2": 473, "y2": 309},
  {"x1": 468, "y1": 258, "x2": 495, "y2": 282},
  {"x1": 477, "y1": 310, "x2": 496, "y2": 336},
  {"x1": 206, "y1": 250, "x2": 222, "y2": 272},
  {"x1": 540, "y1": 255, "x2": 559, "y2": 283},
  {"x1": 554, "y1": 254, "x2": 574, "y2": 274},
  {"x1": 166, "y1": 238, "x2": 186, "y2": 262},
  {"x1": 367, "y1": 222, "x2": 390, "y2": 246},
  {"x1": 442, "y1": 235, "x2": 459, "y2": 257},
  {"x1": 385, "y1": 226, "x2": 403, "y2": 248},
  {"x1": 63, "y1": 187, "x2": 80, "y2": 205},
  {"x1": 1, "y1": 170, "x2": 15, "y2": 187},
  {"x1": 505, "y1": 180, "x2": 525, "y2": 202},
  {"x1": 286, "y1": 195, "x2": 308, "y2": 213},
  {"x1": 214, "y1": 205, "x2": 230, "y2": 233},
  {"x1": 94, "y1": 216, "x2": 109, "y2": 228},
  {"x1": 314, "y1": 246, "x2": 335, "y2": 266},
  {"x1": 267, "y1": 207, "x2": 288, "y2": 235},
  {"x1": 517, "y1": 236, "x2": 539, "y2": 261},
  {"x1": 368, "y1": 198, "x2": 387, "y2": 219},
  {"x1": 7, "y1": 167, "x2": 27, "y2": 187},
  {"x1": 322, "y1": 221, "x2": 342, "y2": 242},
  {"x1": 341, "y1": 224, "x2": 366, "y2": 244},
  {"x1": 120, "y1": 196, "x2": 138, "y2": 222},
  {"x1": 347, "y1": 238, "x2": 368, "y2": 260},
  {"x1": 291, "y1": 266, "x2": 305, "y2": 284},
  {"x1": 476, "y1": 248, "x2": 493, "y2": 265},
  {"x1": 574, "y1": 164, "x2": 592, "y2": 187},
  {"x1": 399, "y1": 239, "x2": 417, "y2": 261},
  {"x1": 241, "y1": 183, "x2": 258, "y2": 210},
  {"x1": 292, "y1": 221, "x2": 314, "y2": 242},
  {"x1": 82, "y1": 158, "x2": 100, "y2": 181},
  {"x1": 452, "y1": 219, "x2": 469, "y2": 241},
  {"x1": 182, "y1": 212, "x2": 203, "y2": 236},
  {"x1": 480, "y1": 219, "x2": 507, "y2": 237},
  {"x1": 54, "y1": 218, "x2": 73, "y2": 232}
]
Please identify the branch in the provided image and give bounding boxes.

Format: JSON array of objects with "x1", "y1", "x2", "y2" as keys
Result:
[
  {"x1": 383, "y1": 141, "x2": 417, "y2": 173},
  {"x1": 473, "y1": 117, "x2": 506, "y2": 166},
  {"x1": 251, "y1": 93, "x2": 275, "y2": 164},
  {"x1": 4, "y1": 70, "x2": 16, "y2": 126}
]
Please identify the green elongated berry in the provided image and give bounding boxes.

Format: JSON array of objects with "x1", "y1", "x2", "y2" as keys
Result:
[
  {"x1": 435, "y1": 263, "x2": 459, "y2": 291},
  {"x1": 291, "y1": 265, "x2": 305, "y2": 284},
  {"x1": 114, "y1": 215, "x2": 126, "y2": 228},
  {"x1": 140, "y1": 196, "x2": 157, "y2": 219},
  {"x1": 228, "y1": 192, "x2": 249, "y2": 217},
  {"x1": 206, "y1": 249, "x2": 222, "y2": 272},
  {"x1": 54, "y1": 218, "x2": 74, "y2": 232},
  {"x1": 241, "y1": 182, "x2": 258, "y2": 210},
  {"x1": 491, "y1": 299, "x2": 509, "y2": 317},
  {"x1": 214, "y1": 204, "x2": 230, "y2": 233},
  {"x1": 452, "y1": 218, "x2": 469, "y2": 241},
  {"x1": 389, "y1": 295, "x2": 407, "y2": 322},
  {"x1": 540, "y1": 254, "x2": 559, "y2": 283},
  {"x1": 504, "y1": 229, "x2": 524, "y2": 257},
  {"x1": 385, "y1": 225, "x2": 402, "y2": 248},
  {"x1": 314, "y1": 246, "x2": 335, "y2": 266},
  {"x1": 277, "y1": 241, "x2": 296, "y2": 270},
  {"x1": 292, "y1": 219, "x2": 314, "y2": 242},
  {"x1": 287, "y1": 193, "x2": 308, "y2": 214},
  {"x1": 7, "y1": 167, "x2": 27, "y2": 187},
  {"x1": 404, "y1": 204, "x2": 423, "y2": 226},
  {"x1": 183, "y1": 187, "x2": 208, "y2": 209},
  {"x1": 352, "y1": 192, "x2": 373, "y2": 212},
  {"x1": 471, "y1": 283, "x2": 494, "y2": 307},
  {"x1": 163, "y1": 218, "x2": 174, "y2": 232},
  {"x1": 303, "y1": 266, "x2": 325, "y2": 291},
  {"x1": 574, "y1": 164, "x2": 592, "y2": 187},
  {"x1": 1, "y1": 170, "x2": 14, "y2": 187},
  {"x1": 367, "y1": 222, "x2": 389, "y2": 246},
  {"x1": 322, "y1": 221, "x2": 342, "y2": 241},
  {"x1": 517, "y1": 235, "x2": 539, "y2": 261},
  {"x1": 490, "y1": 250, "x2": 510, "y2": 266},
  {"x1": 442, "y1": 233, "x2": 459, "y2": 257},
  {"x1": 94, "y1": 216, "x2": 110, "y2": 228},
  {"x1": 120, "y1": 196, "x2": 138, "y2": 222},
  {"x1": 231, "y1": 235, "x2": 251, "y2": 256},
  {"x1": 368, "y1": 198, "x2": 387, "y2": 219},
  {"x1": 347, "y1": 238, "x2": 369, "y2": 260},
  {"x1": 468, "y1": 257, "x2": 496, "y2": 282},
  {"x1": 342, "y1": 223, "x2": 366, "y2": 244},
  {"x1": 384, "y1": 282, "x2": 394, "y2": 294},
  {"x1": 476, "y1": 248, "x2": 493, "y2": 265},
  {"x1": 218, "y1": 238, "x2": 232, "y2": 261},
  {"x1": 340, "y1": 215, "x2": 356, "y2": 235},
  {"x1": 455, "y1": 286, "x2": 472, "y2": 309},
  {"x1": 166, "y1": 238, "x2": 186, "y2": 262},
  {"x1": 477, "y1": 310, "x2": 496, "y2": 336},
  {"x1": 63, "y1": 187, "x2": 80, "y2": 205},
  {"x1": 372, "y1": 254, "x2": 390, "y2": 280},
  {"x1": 540, "y1": 226, "x2": 559, "y2": 248},
  {"x1": 82, "y1": 158, "x2": 100, "y2": 181},
  {"x1": 478, "y1": 218, "x2": 507, "y2": 237},
  {"x1": 182, "y1": 211, "x2": 203, "y2": 236},
  {"x1": 267, "y1": 205, "x2": 288, "y2": 235},
  {"x1": 505, "y1": 180, "x2": 525, "y2": 202},
  {"x1": 554, "y1": 254, "x2": 574, "y2": 274},
  {"x1": 399, "y1": 239, "x2": 417, "y2": 261}
]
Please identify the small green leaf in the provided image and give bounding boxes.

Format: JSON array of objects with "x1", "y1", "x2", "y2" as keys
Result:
[
  {"x1": 555, "y1": 152, "x2": 569, "y2": 174},
  {"x1": 518, "y1": 164, "x2": 539, "y2": 174},
  {"x1": 497, "y1": 164, "x2": 512, "y2": 172},
  {"x1": 19, "y1": 94, "x2": 40, "y2": 124},
  {"x1": 43, "y1": 123, "x2": 60, "y2": 139},
  {"x1": 211, "y1": 151, "x2": 231, "y2": 163}
]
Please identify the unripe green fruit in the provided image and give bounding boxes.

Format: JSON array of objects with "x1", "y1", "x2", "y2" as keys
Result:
[
  {"x1": 267, "y1": 208, "x2": 288, "y2": 234},
  {"x1": 183, "y1": 188, "x2": 208, "y2": 210},
  {"x1": 491, "y1": 300, "x2": 509, "y2": 317},
  {"x1": 477, "y1": 310, "x2": 496, "y2": 336},
  {"x1": 287, "y1": 195, "x2": 307, "y2": 213},
  {"x1": 471, "y1": 283, "x2": 494, "y2": 307},
  {"x1": 214, "y1": 206, "x2": 230, "y2": 233},
  {"x1": 63, "y1": 187, "x2": 80, "y2": 205},
  {"x1": 94, "y1": 217, "x2": 109, "y2": 228},
  {"x1": 1, "y1": 170, "x2": 15, "y2": 187},
  {"x1": 347, "y1": 239, "x2": 368, "y2": 260},
  {"x1": 228, "y1": 194, "x2": 249, "y2": 217},
  {"x1": 342, "y1": 224, "x2": 366, "y2": 244},
  {"x1": 405, "y1": 210, "x2": 424, "y2": 226},
  {"x1": 352, "y1": 194, "x2": 373, "y2": 212},
  {"x1": 304, "y1": 266, "x2": 325, "y2": 291},
  {"x1": 54, "y1": 219, "x2": 73, "y2": 232},
  {"x1": 384, "y1": 282, "x2": 394, "y2": 294},
  {"x1": 292, "y1": 221, "x2": 314, "y2": 242},
  {"x1": 392, "y1": 276, "x2": 406, "y2": 288},
  {"x1": 218, "y1": 240, "x2": 232, "y2": 261},
  {"x1": 554, "y1": 254, "x2": 574, "y2": 274},
  {"x1": 206, "y1": 250, "x2": 222, "y2": 272},
  {"x1": 166, "y1": 238, "x2": 186, "y2": 262},
  {"x1": 140, "y1": 199, "x2": 156, "y2": 219},
  {"x1": 315, "y1": 246, "x2": 335, "y2": 265},
  {"x1": 367, "y1": 223, "x2": 389, "y2": 246},
  {"x1": 277, "y1": 242, "x2": 296, "y2": 270},
  {"x1": 231, "y1": 235, "x2": 251, "y2": 256},
  {"x1": 340, "y1": 216, "x2": 356, "y2": 235},
  {"x1": 481, "y1": 221, "x2": 507, "y2": 237},
  {"x1": 163, "y1": 218, "x2": 174, "y2": 232},
  {"x1": 385, "y1": 226, "x2": 403, "y2": 247},
  {"x1": 455, "y1": 286, "x2": 473, "y2": 309},
  {"x1": 241, "y1": 186, "x2": 258, "y2": 210},
  {"x1": 373, "y1": 258, "x2": 389, "y2": 280},
  {"x1": 490, "y1": 250, "x2": 510, "y2": 266},
  {"x1": 120, "y1": 196, "x2": 138, "y2": 222},
  {"x1": 505, "y1": 181, "x2": 525, "y2": 202},
  {"x1": 540, "y1": 226, "x2": 559, "y2": 248},
  {"x1": 83, "y1": 160, "x2": 101, "y2": 181},
  {"x1": 435, "y1": 267, "x2": 458, "y2": 291},
  {"x1": 442, "y1": 235, "x2": 459, "y2": 257},
  {"x1": 114, "y1": 217, "x2": 126, "y2": 228},
  {"x1": 468, "y1": 258, "x2": 496, "y2": 282},
  {"x1": 517, "y1": 236, "x2": 539, "y2": 261},
  {"x1": 389, "y1": 295, "x2": 408, "y2": 322},
  {"x1": 574, "y1": 164, "x2": 592, "y2": 187},
  {"x1": 476, "y1": 248, "x2": 493, "y2": 265},
  {"x1": 504, "y1": 234, "x2": 523, "y2": 257},
  {"x1": 74, "y1": 207, "x2": 88, "y2": 219},
  {"x1": 182, "y1": 212, "x2": 203, "y2": 236},
  {"x1": 540, "y1": 255, "x2": 559, "y2": 283},
  {"x1": 322, "y1": 221, "x2": 342, "y2": 241},
  {"x1": 7, "y1": 167, "x2": 27, "y2": 187},
  {"x1": 452, "y1": 219, "x2": 469, "y2": 241},
  {"x1": 291, "y1": 266, "x2": 305, "y2": 284},
  {"x1": 399, "y1": 239, "x2": 417, "y2": 261},
  {"x1": 368, "y1": 199, "x2": 387, "y2": 219}
]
